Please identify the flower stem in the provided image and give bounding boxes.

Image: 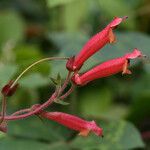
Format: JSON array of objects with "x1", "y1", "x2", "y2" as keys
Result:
[
  {"x1": 0, "y1": 96, "x2": 6, "y2": 124},
  {"x1": 10, "y1": 57, "x2": 69, "y2": 88},
  {"x1": 2, "y1": 74, "x2": 73, "y2": 121},
  {"x1": 1, "y1": 92, "x2": 57, "y2": 120},
  {"x1": 60, "y1": 84, "x2": 75, "y2": 100},
  {"x1": 11, "y1": 108, "x2": 31, "y2": 116}
]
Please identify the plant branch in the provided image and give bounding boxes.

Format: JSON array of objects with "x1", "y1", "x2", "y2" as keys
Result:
[
  {"x1": 0, "y1": 96, "x2": 7, "y2": 124},
  {"x1": 0, "y1": 61, "x2": 73, "y2": 121},
  {"x1": 0, "y1": 92, "x2": 57, "y2": 121},
  {"x1": 11, "y1": 108, "x2": 31, "y2": 116},
  {"x1": 1, "y1": 72, "x2": 73, "y2": 121},
  {"x1": 60, "y1": 84, "x2": 75, "y2": 100},
  {"x1": 10, "y1": 57, "x2": 69, "y2": 88}
]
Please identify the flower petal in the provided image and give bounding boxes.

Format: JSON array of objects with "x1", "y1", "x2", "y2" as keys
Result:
[{"x1": 40, "y1": 111, "x2": 103, "y2": 137}]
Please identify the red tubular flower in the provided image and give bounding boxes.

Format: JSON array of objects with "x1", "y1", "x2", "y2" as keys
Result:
[
  {"x1": 40, "y1": 111, "x2": 103, "y2": 137},
  {"x1": 66, "y1": 16, "x2": 128, "y2": 71},
  {"x1": 72, "y1": 49, "x2": 142, "y2": 85}
]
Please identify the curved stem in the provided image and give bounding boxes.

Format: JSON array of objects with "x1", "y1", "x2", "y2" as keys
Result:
[
  {"x1": 1, "y1": 92, "x2": 57, "y2": 121},
  {"x1": 1, "y1": 70, "x2": 72, "y2": 121},
  {"x1": 11, "y1": 108, "x2": 31, "y2": 116},
  {"x1": 8, "y1": 85, "x2": 75, "y2": 120},
  {"x1": 10, "y1": 57, "x2": 69, "y2": 88}
]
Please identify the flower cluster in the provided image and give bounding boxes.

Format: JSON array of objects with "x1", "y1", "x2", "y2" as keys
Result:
[
  {"x1": 66, "y1": 17, "x2": 143, "y2": 86},
  {"x1": 0, "y1": 16, "x2": 143, "y2": 138}
]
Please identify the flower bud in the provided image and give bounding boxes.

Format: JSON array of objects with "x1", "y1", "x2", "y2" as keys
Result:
[{"x1": 1, "y1": 81, "x2": 18, "y2": 97}]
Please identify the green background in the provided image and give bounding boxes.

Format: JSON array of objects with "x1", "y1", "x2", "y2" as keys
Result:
[{"x1": 0, "y1": 0, "x2": 149, "y2": 149}]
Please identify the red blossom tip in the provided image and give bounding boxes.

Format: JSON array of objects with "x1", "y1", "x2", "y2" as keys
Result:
[
  {"x1": 125, "y1": 48, "x2": 143, "y2": 59},
  {"x1": 1, "y1": 81, "x2": 18, "y2": 97},
  {"x1": 110, "y1": 16, "x2": 127, "y2": 28},
  {"x1": 87, "y1": 120, "x2": 103, "y2": 136}
]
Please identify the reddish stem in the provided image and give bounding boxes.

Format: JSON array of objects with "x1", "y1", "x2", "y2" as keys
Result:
[
  {"x1": 0, "y1": 96, "x2": 7, "y2": 124},
  {"x1": 11, "y1": 108, "x2": 31, "y2": 116},
  {"x1": 1, "y1": 71, "x2": 73, "y2": 121},
  {"x1": 60, "y1": 84, "x2": 75, "y2": 100},
  {"x1": 0, "y1": 92, "x2": 57, "y2": 121}
]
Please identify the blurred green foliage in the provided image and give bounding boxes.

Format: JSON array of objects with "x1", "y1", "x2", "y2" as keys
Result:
[{"x1": 0, "y1": 0, "x2": 150, "y2": 149}]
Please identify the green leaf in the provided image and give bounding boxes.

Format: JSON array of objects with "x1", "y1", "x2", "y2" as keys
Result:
[
  {"x1": 20, "y1": 73, "x2": 49, "y2": 89},
  {"x1": 57, "y1": 73, "x2": 61, "y2": 83},
  {"x1": 0, "y1": 137, "x2": 49, "y2": 150},
  {"x1": 54, "y1": 98, "x2": 70, "y2": 105},
  {"x1": 127, "y1": 74, "x2": 150, "y2": 124},
  {"x1": 0, "y1": 136, "x2": 70, "y2": 150},
  {"x1": 50, "y1": 77, "x2": 59, "y2": 85},
  {"x1": 50, "y1": 31, "x2": 150, "y2": 58},
  {"x1": 50, "y1": 73, "x2": 62, "y2": 85},
  {"x1": 0, "y1": 11, "x2": 24, "y2": 47},
  {"x1": 79, "y1": 87, "x2": 113, "y2": 117},
  {"x1": 130, "y1": 73, "x2": 150, "y2": 97},
  {"x1": 63, "y1": 0, "x2": 88, "y2": 31},
  {"x1": 47, "y1": 0, "x2": 76, "y2": 8},
  {"x1": 8, "y1": 117, "x2": 71, "y2": 142},
  {"x1": 71, "y1": 120, "x2": 145, "y2": 150},
  {"x1": 48, "y1": 32, "x2": 89, "y2": 56},
  {"x1": 100, "y1": 105, "x2": 129, "y2": 121}
]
